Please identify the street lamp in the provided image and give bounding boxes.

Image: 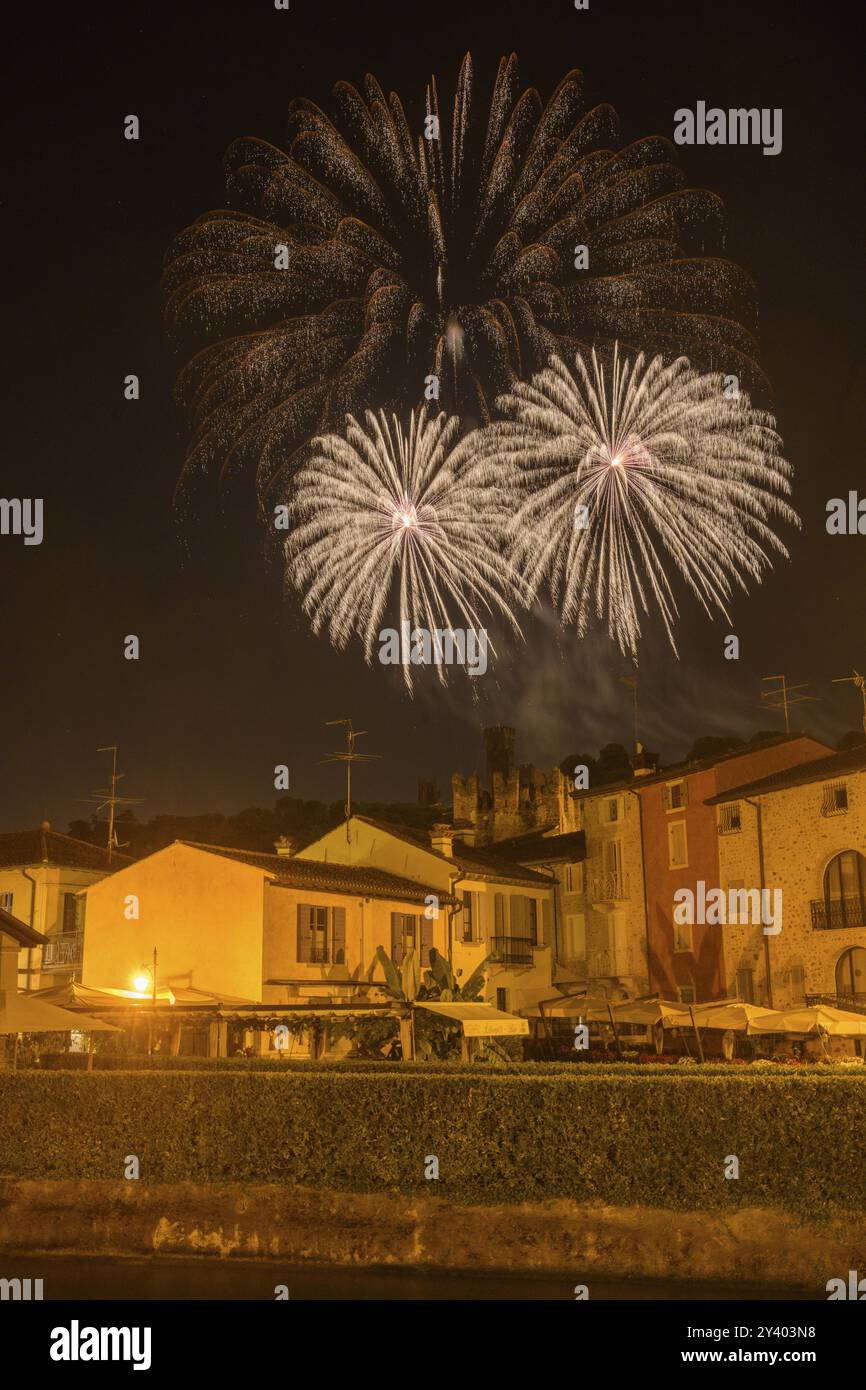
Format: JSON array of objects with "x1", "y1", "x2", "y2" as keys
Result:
[{"x1": 132, "y1": 947, "x2": 158, "y2": 1005}]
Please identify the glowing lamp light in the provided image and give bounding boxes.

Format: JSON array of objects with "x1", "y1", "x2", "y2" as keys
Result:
[{"x1": 132, "y1": 973, "x2": 150, "y2": 994}]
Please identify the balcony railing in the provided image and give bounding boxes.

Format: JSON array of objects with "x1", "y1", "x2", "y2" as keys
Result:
[
  {"x1": 589, "y1": 872, "x2": 629, "y2": 902},
  {"x1": 490, "y1": 935, "x2": 535, "y2": 967},
  {"x1": 810, "y1": 897, "x2": 866, "y2": 930},
  {"x1": 806, "y1": 992, "x2": 866, "y2": 1015},
  {"x1": 41, "y1": 931, "x2": 84, "y2": 970}
]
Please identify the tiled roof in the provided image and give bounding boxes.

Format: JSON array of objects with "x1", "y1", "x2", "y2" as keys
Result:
[
  {"x1": 352, "y1": 816, "x2": 553, "y2": 887},
  {"x1": 569, "y1": 733, "x2": 835, "y2": 802},
  {"x1": 0, "y1": 904, "x2": 46, "y2": 946},
  {"x1": 491, "y1": 829, "x2": 587, "y2": 865},
  {"x1": 0, "y1": 828, "x2": 131, "y2": 873},
  {"x1": 704, "y1": 744, "x2": 866, "y2": 804},
  {"x1": 177, "y1": 841, "x2": 456, "y2": 906}
]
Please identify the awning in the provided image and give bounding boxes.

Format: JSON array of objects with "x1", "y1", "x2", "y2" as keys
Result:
[
  {"x1": 767, "y1": 1005, "x2": 866, "y2": 1038},
  {"x1": 686, "y1": 1001, "x2": 788, "y2": 1034},
  {"x1": 415, "y1": 1002, "x2": 529, "y2": 1037},
  {"x1": 0, "y1": 990, "x2": 120, "y2": 1034}
]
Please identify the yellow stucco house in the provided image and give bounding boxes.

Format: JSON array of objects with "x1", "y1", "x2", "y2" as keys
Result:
[
  {"x1": 295, "y1": 816, "x2": 557, "y2": 1015},
  {"x1": 78, "y1": 838, "x2": 468, "y2": 1055}
]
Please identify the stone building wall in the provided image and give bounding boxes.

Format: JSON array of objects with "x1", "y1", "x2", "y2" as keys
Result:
[{"x1": 716, "y1": 768, "x2": 866, "y2": 1008}]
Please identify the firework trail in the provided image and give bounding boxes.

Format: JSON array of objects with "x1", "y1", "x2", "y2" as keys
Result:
[
  {"x1": 284, "y1": 408, "x2": 527, "y2": 690},
  {"x1": 163, "y1": 53, "x2": 762, "y2": 511},
  {"x1": 479, "y1": 346, "x2": 798, "y2": 657}
]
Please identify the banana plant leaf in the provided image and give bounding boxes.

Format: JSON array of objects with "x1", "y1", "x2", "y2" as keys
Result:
[
  {"x1": 373, "y1": 944, "x2": 404, "y2": 999},
  {"x1": 401, "y1": 948, "x2": 420, "y2": 1003},
  {"x1": 459, "y1": 955, "x2": 492, "y2": 1001}
]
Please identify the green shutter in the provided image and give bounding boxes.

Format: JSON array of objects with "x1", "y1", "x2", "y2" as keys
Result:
[{"x1": 331, "y1": 906, "x2": 346, "y2": 965}]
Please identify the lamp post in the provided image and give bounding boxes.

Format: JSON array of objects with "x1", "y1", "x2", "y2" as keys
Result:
[{"x1": 133, "y1": 947, "x2": 159, "y2": 1054}]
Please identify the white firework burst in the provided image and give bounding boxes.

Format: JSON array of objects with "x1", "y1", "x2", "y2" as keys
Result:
[
  {"x1": 480, "y1": 345, "x2": 799, "y2": 657},
  {"x1": 284, "y1": 408, "x2": 527, "y2": 689}
]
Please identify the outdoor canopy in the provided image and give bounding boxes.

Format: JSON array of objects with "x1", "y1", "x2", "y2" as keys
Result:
[
  {"x1": 415, "y1": 1002, "x2": 529, "y2": 1037},
  {"x1": 0, "y1": 990, "x2": 120, "y2": 1035}
]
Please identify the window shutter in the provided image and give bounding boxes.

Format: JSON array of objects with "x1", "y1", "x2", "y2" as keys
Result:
[
  {"x1": 494, "y1": 893, "x2": 505, "y2": 934},
  {"x1": 420, "y1": 910, "x2": 433, "y2": 960},
  {"x1": 542, "y1": 898, "x2": 552, "y2": 948},
  {"x1": 297, "y1": 904, "x2": 312, "y2": 963},
  {"x1": 527, "y1": 898, "x2": 539, "y2": 946},
  {"x1": 332, "y1": 906, "x2": 346, "y2": 965},
  {"x1": 390, "y1": 912, "x2": 402, "y2": 966}
]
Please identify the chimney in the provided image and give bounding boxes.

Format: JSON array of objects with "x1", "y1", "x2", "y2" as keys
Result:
[
  {"x1": 484, "y1": 725, "x2": 516, "y2": 788},
  {"x1": 453, "y1": 819, "x2": 477, "y2": 848},
  {"x1": 274, "y1": 836, "x2": 297, "y2": 857},
  {"x1": 630, "y1": 743, "x2": 659, "y2": 778},
  {"x1": 429, "y1": 822, "x2": 454, "y2": 858}
]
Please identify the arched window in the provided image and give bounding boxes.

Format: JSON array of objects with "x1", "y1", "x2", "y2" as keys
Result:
[
  {"x1": 823, "y1": 851, "x2": 866, "y2": 929},
  {"x1": 836, "y1": 947, "x2": 866, "y2": 1004}
]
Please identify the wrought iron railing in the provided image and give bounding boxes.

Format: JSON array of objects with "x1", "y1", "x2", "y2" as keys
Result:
[
  {"x1": 41, "y1": 932, "x2": 84, "y2": 970},
  {"x1": 806, "y1": 992, "x2": 866, "y2": 1015},
  {"x1": 490, "y1": 935, "x2": 535, "y2": 966},
  {"x1": 589, "y1": 872, "x2": 629, "y2": 902},
  {"x1": 810, "y1": 896, "x2": 866, "y2": 930}
]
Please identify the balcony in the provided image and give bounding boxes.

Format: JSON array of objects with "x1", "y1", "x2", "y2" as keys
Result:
[
  {"x1": 490, "y1": 935, "x2": 535, "y2": 967},
  {"x1": 589, "y1": 872, "x2": 630, "y2": 902},
  {"x1": 41, "y1": 931, "x2": 84, "y2": 971},
  {"x1": 810, "y1": 897, "x2": 866, "y2": 930},
  {"x1": 806, "y1": 993, "x2": 866, "y2": 1015}
]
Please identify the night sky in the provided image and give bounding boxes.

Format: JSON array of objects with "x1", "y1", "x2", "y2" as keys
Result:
[{"x1": 4, "y1": 0, "x2": 864, "y2": 832}]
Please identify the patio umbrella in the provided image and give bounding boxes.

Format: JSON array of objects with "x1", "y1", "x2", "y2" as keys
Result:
[
  {"x1": 767, "y1": 1005, "x2": 866, "y2": 1037},
  {"x1": 687, "y1": 1001, "x2": 788, "y2": 1034},
  {"x1": 0, "y1": 990, "x2": 120, "y2": 1071}
]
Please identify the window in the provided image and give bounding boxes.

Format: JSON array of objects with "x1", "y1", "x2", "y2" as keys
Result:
[
  {"x1": 496, "y1": 987, "x2": 508, "y2": 1013},
  {"x1": 296, "y1": 904, "x2": 347, "y2": 965},
  {"x1": 735, "y1": 968, "x2": 755, "y2": 1003},
  {"x1": 788, "y1": 965, "x2": 806, "y2": 1003},
  {"x1": 836, "y1": 946, "x2": 866, "y2": 1005},
  {"x1": 564, "y1": 862, "x2": 584, "y2": 894},
  {"x1": 62, "y1": 893, "x2": 79, "y2": 933},
  {"x1": 718, "y1": 802, "x2": 742, "y2": 835},
  {"x1": 673, "y1": 916, "x2": 693, "y2": 953},
  {"x1": 677, "y1": 985, "x2": 695, "y2": 1004},
  {"x1": 821, "y1": 851, "x2": 866, "y2": 929},
  {"x1": 0, "y1": 891, "x2": 12, "y2": 912},
  {"x1": 494, "y1": 893, "x2": 506, "y2": 934},
  {"x1": 664, "y1": 781, "x2": 688, "y2": 812},
  {"x1": 390, "y1": 911, "x2": 423, "y2": 966},
  {"x1": 822, "y1": 782, "x2": 849, "y2": 816},
  {"x1": 461, "y1": 890, "x2": 476, "y2": 942},
  {"x1": 668, "y1": 821, "x2": 688, "y2": 868},
  {"x1": 607, "y1": 798, "x2": 620, "y2": 823},
  {"x1": 565, "y1": 913, "x2": 586, "y2": 960}
]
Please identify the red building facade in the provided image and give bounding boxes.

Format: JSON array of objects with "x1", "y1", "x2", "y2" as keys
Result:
[{"x1": 637, "y1": 736, "x2": 831, "y2": 1002}]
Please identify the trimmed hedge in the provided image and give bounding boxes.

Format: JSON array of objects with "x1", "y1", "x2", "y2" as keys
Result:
[{"x1": 2, "y1": 1070, "x2": 865, "y2": 1216}]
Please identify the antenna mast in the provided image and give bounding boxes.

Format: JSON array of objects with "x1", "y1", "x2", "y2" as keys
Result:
[
  {"x1": 321, "y1": 719, "x2": 380, "y2": 840},
  {"x1": 759, "y1": 675, "x2": 817, "y2": 734},
  {"x1": 80, "y1": 746, "x2": 143, "y2": 862}
]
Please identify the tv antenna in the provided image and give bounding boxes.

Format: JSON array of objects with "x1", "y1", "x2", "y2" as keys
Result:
[
  {"x1": 320, "y1": 719, "x2": 380, "y2": 839},
  {"x1": 759, "y1": 675, "x2": 817, "y2": 734},
  {"x1": 833, "y1": 670, "x2": 866, "y2": 742},
  {"x1": 79, "y1": 745, "x2": 143, "y2": 861}
]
